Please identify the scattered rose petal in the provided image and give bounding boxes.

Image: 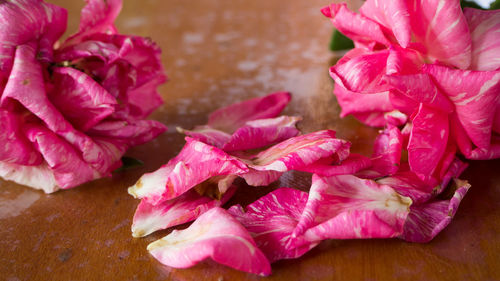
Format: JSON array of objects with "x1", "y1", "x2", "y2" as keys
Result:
[
  {"x1": 400, "y1": 178, "x2": 471, "y2": 242},
  {"x1": 132, "y1": 186, "x2": 237, "y2": 237},
  {"x1": 147, "y1": 207, "x2": 271, "y2": 276},
  {"x1": 228, "y1": 188, "x2": 317, "y2": 262},
  {"x1": 128, "y1": 138, "x2": 248, "y2": 205}
]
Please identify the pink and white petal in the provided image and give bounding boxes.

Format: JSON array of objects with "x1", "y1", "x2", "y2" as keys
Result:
[
  {"x1": 377, "y1": 169, "x2": 438, "y2": 204},
  {"x1": 128, "y1": 138, "x2": 248, "y2": 205},
  {"x1": 223, "y1": 116, "x2": 301, "y2": 152},
  {"x1": 468, "y1": 135, "x2": 500, "y2": 160},
  {"x1": 383, "y1": 73, "x2": 454, "y2": 113},
  {"x1": 424, "y1": 64, "x2": 500, "y2": 149},
  {"x1": 132, "y1": 186, "x2": 237, "y2": 237},
  {"x1": 247, "y1": 130, "x2": 350, "y2": 172},
  {"x1": 64, "y1": 0, "x2": 122, "y2": 46},
  {"x1": 147, "y1": 207, "x2": 271, "y2": 276},
  {"x1": 333, "y1": 85, "x2": 394, "y2": 127},
  {"x1": 228, "y1": 188, "x2": 318, "y2": 263},
  {"x1": 0, "y1": 0, "x2": 67, "y2": 73},
  {"x1": 408, "y1": 0, "x2": 471, "y2": 69},
  {"x1": 88, "y1": 119, "x2": 166, "y2": 147},
  {"x1": 408, "y1": 104, "x2": 449, "y2": 180},
  {"x1": 293, "y1": 175, "x2": 412, "y2": 239},
  {"x1": 240, "y1": 169, "x2": 283, "y2": 187},
  {"x1": 400, "y1": 179, "x2": 471, "y2": 243},
  {"x1": 440, "y1": 157, "x2": 468, "y2": 191},
  {"x1": 207, "y1": 92, "x2": 291, "y2": 134},
  {"x1": 369, "y1": 125, "x2": 403, "y2": 177},
  {"x1": 384, "y1": 110, "x2": 407, "y2": 126},
  {"x1": 0, "y1": 161, "x2": 59, "y2": 193},
  {"x1": 321, "y1": 3, "x2": 392, "y2": 47},
  {"x1": 49, "y1": 67, "x2": 117, "y2": 132},
  {"x1": 25, "y1": 125, "x2": 98, "y2": 189},
  {"x1": 360, "y1": 0, "x2": 411, "y2": 48},
  {"x1": 0, "y1": 109, "x2": 42, "y2": 165},
  {"x1": 464, "y1": 8, "x2": 500, "y2": 71},
  {"x1": 298, "y1": 154, "x2": 372, "y2": 177},
  {"x1": 330, "y1": 50, "x2": 391, "y2": 94},
  {"x1": 176, "y1": 126, "x2": 231, "y2": 149}
]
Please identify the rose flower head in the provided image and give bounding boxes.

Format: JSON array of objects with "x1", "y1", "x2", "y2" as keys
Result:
[{"x1": 0, "y1": 0, "x2": 167, "y2": 193}]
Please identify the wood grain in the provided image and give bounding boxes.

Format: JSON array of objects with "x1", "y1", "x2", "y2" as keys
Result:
[{"x1": 0, "y1": 1, "x2": 498, "y2": 280}]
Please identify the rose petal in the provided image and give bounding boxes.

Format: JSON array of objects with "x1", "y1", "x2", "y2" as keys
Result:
[
  {"x1": 64, "y1": 0, "x2": 122, "y2": 46},
  {"x1": 132, "y1": 186, "x2": 237, "y2": 237},
  {"x1": 298, "y1": 153, "x2": 372, "y2": 177},
  {"x1": 464, "y1": 8, "x2": 500, "y2": 71},
  {"x1": 128, "y1": 138, "x2": 248, "y2": 205},
  {"x1": 147, "y1": 207, "x2": 271, "y2": 276},
  {"x1": 0, "y1": 161, "x2": 58, "y2": 193},
  {"x1": 408, "y1": 104, "x2": 449, "y2": 180},
  {"x1": 330, "y1": 49, "x2": 391, "y2": 94},
  {"x1": 359, "y1": 0, "x2": 411, "y2": 48},
  {"x1": 246, "y1": 130, "x2": 350, "y2": 172},
  {"x1": 228, "y1": 188, "x2": 318, "y2": 263},
  {"x1": 321, "y1": 3, "x2": 391, "y2": 48},
  {"x1": 333, "y1": 84, "x2": 393, "y2": 127},
  {"x1": 424, "y1": 64, "x2": 500, "y2": 150},
  {"x1": 179, "y1": 115, "x2": 301, "y2": 151},
  {"x1": 88, "y1": 119, "x2": 166, "y2": 147},
  {"x1": 399, "y1": 178, "x2": 471, "y2": 242},
  {"x1": 293, "y1": 175, "x2": 412, "y2": 240},
  {"x1": 0, "y1": 109, "x2": 42, "y2": 165},
  {"x1": 239, "y1": 169, "x2": 283, "y2": 187},
  {"x1": 408, "y1": 0, "x2": 471, "y2": 69},
  {"x1": 49, "y1": 67, "x2": 117, "y2": 132}
]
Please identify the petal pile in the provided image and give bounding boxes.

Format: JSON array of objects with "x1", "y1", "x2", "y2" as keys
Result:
[
  {"x1": 0, "y1": 0, "x2": 167, "y2": 192},
  {"x1": 130, "y1": 92, "x2": 471, "y2": 275}
]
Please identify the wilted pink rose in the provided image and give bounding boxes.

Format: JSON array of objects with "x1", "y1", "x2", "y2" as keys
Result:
[
  {"x1": 323, "y1": 0, "x2": 500, "y2": 167},
  {"x1": 0, "y1": 0, "x2": 166, "y2": 193}
]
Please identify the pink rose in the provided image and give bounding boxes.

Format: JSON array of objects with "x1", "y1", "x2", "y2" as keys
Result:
[
  {"x1": 0, "y1": 0, "x2": 166, "y2": 193},
  {"x1": 323, "y1": 0, "x2": 500, "y2": 179}
]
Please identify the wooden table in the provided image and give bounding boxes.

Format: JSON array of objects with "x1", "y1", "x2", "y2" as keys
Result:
[{"x1": 1, "y1": 1, "x2": 499, "y2": 280}]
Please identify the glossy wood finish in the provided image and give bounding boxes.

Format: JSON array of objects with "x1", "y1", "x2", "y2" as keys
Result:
[{"x1": 1, "y1": 1, "x2": 499, "y2": 280}]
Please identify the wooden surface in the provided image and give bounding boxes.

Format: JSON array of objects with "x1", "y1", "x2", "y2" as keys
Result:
[{"x1": 1, "y1": 1, "x2": 499, "y2": 280}]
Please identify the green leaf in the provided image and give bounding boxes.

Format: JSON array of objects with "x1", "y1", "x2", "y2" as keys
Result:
[
  {"x1": 114, "y1": 156, "x2": 144, "y2": 172},
  {"x1": 329, "y1": 29, "x2": 354, "y2": 51},
  {"x1": 490, "y1": 0, "x2": 500, "y2": 9},
  {"x1": 460, "y1": 0, "x2": 484, "y2": 9}
]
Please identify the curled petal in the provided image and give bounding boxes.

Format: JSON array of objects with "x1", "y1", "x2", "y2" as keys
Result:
[
  {"x1": 464, "y1": 8, "x2": 500, "y2": 71},
  {"x1": 408, "y1": 104, "x2": 449, "y2": 180},
  {"x1": 321, "y1": 3, "x2": 391, "y2": 47},
  {"x1": 0, "y1": 162, "x2": 58, "y2": 193},
  {"x1": 207, "y1": 92, "x2": 291, "y2": 133},
  {"x1": 330, "y1": 49, "x2": 390, "y2": 94},
  {"x1": 49, "y1": 67, "x2": 117, "y2": 132},
  {"x1": 359, "y1": 0, "x2": 411, "y2": 48},
  {"x1": 294, "y1": 175, "x2": 411, "y2": 240},
  {"x1": 128, "y1": 138, "x2": 248, "y2": 205},
  {"x1": 367, "y1": 125, "x2": 403, "y2": 177},
  {"x1": 408, "y1": 0, "x2": 471, "y2": 69},
  {"x1": 246, "y1": 130, "x2": 350, "y2": 172},
  {"x1": 147, "y1": 207, "x2": 271, "y2": 276},
  {"x1": 64, "y1": 0, "x2": 122, "y2": 45},
  {"x1": 132, "y1": 186, "x2": 237, "y2": 238},
  {"x1": 228, "y1": 188, "x2": 317, "y2": 263},
  {"x1": 0, "y1": 109, "x2": 42, "y2": 165},
  {"x1": 222, "y1": 116, "x2": 301, "y2": 152},
  {"x1": 400, "y1": 178, "x2": 471, "y2": 242}
]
